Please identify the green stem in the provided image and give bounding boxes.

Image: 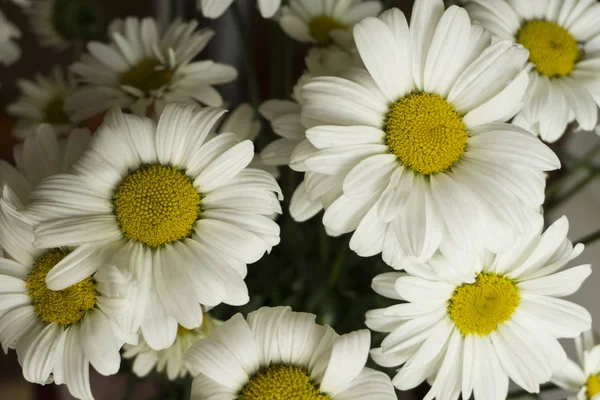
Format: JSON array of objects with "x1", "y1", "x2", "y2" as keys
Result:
[
  {"x1": 328, "y1": 241, "x2": 348, "y2": 286},
  {"x1": 546, "y1": 169, "x2": 600, "y2": 210},
  {"x1": 576, "y1": 228, "x2": 600, "y2": 246},
  {"x1": 547, "y1": 141, "x2": 600, "y2": 197},
  {"x1": 505, "y1": 383, "x2": 558, "y2": 399},
  {"x1": 232, "y1": 2, "x2": 261, "y2": 110}
]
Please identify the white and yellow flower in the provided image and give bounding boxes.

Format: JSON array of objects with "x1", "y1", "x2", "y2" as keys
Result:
[
  {"x1": 185, "y1": 306, "x2": 396, "y2": 399},
  {"x1": 199, "y1": 0, "x2": 281, "y2": 19},
  {"x1": 367, "y1": 216, "x2": 592, "y2": 400},
  {"x1": 27, "y1": 104, "x2": 282, "y2": 351},
  {"x1": 0, "y1": 8, "x2": 21, "y2": 66},
  {"x1": 463, "y1": 0, "x2": 600, "y2": 142},
  {"x1": 553, "y1": 330, "x2": 600, "y2": 400},
  {"x1": 300, "y1": 1, "x2": 560, "y2": 264}
]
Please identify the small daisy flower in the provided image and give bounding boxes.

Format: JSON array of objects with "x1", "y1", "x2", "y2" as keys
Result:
[
  {"x1": 463, "y1": 0, "x2": 600, "y2": 142},
  {"x1": 66, "y1": 17, "x2": 237, "y2": 123},
  {"x1": 553, "y1": 330, "x2": 600, "y2": 400},
  {"x1": 279, "y1": 0, "x2": 383, "y2": 46},
  {"x1": 185, "y1": 306, "x2": 396, "y2": 399},
  {"x1": 367, "y1": 216, "x2": 592, "y2": 400},
  {"x1": 8, "y1": 67, "x2": 77, "y2": 139},
  {"x1": 301, "y1": 2, "x2": 560, "y2": 263},
  {"x1": 123, "y1": 313, "x2": 221, "y2": 380},
  {"x1": 27, "y1": 104, "x2": 282, "y2": 351},
  {"x1": 199, "y1": 0, "x2": 282, "y2": 19},
  {"x1": 0, "y1": 9, "x2": 21, "y2": 66}
]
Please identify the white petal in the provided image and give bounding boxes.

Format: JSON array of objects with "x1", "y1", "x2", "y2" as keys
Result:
[
  {"x1": 320, "y1": 330, "x2": 370, "y2": 395},
  {"x1": 81, "y1": 311, "x2": 121, "y2": 376}
]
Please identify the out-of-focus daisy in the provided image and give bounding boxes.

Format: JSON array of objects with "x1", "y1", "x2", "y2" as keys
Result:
[
  {"x1": 27, "y1": 104, "x2": 282, "y2": 351},
  {"x1": 123, "y1": 313, "x2": 221, "y2": 380},
  {"x1": 553, "y1": 330, "x2": 600, "y2": 400},
  {"x1": 185, "y1": 306, "x2": 396, "y2": 399},
  {"x1": 0, "y1": 9, "x2": 21, "y2": 66},
  {"x1": 199, "y1": 0, "x2": 281, "y2": 19},
  {"x1": 301, "y1": 2, "x2": 560, "y2": 264},
  {"x1": 463, "y1": 0, "x2": 600, "y2": 142},
  {"x1": 367, "y1": 216, "x2": 592, "y2": 400},
  {"x1": 8, "y1": 67, "x2": 76, "y2": 139},
  {"x1": 66, "y1": 17, "x2": 237, "y2": 123},
  {"x1": 279, "y1": 0, "x2": 382, "y2": 46}
]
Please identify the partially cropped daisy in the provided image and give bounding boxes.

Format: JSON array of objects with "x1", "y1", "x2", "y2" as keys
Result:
[
  {"x1": 553, "y1": 330, "x2": 600, "y2": 400},
  {"x1": 367, "y1": 216, "x2": 592, "y2": 400},
  {"x1": 463, "y1": 0, "x2": 600, "y2": 142},
  {"x1": 8, "y1": 67, "x2": 76, "y2": 139},
  {"x1": 301, "y1": 2, "x2": 560, "y2": 263},
  {"x1": 199, "y1": 0, "x2": 281, "y2": 19},
  {"x1": 0, "y1": 9, "x2": 21, "y2": 66},
  {"x1": 279, "y1": 0, "x2": 382, "y2": 46},
  {"x1": 123, "y1": 313, "x2": 221, "y2": 380},
  {"x1": 28, "y1": 104, "x2": 282, "y2": 351},
  {"x1": 66, "y1": 17, "x2": 237, "y2": 123},
  {"x1": 185, "y1": 306, "x2": 396, "y2": 399}
]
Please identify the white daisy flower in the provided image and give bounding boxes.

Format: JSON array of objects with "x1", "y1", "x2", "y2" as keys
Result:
[
  {"x1": 65, "y1": 17, "x2": 237, "y2": 123},
  {"x1": 279, "y1": 0, "x2": 383, "y2": 46},
  {"x1": 199, "y1": 0, "x2": 282, "y2": 19},
  {"x1": 123, "y1": 313, "x2": 221, "y2": 381},
  {"x1": 366, "y1": 216, "x2": 592, "y2": 400},
  {"x1": 300, "y1": 2, "x2": 560, "y2": 264},
  {"x1": 27, "y1": 104, "x2": 283, "y2": 351},
  {"x1": 8, "y1": 67, "x2": 77, "y2": 139},
  {"x1": 463, "y1": 0, "x2": 600, "y2": 142},
  {"x1": 0, "y1": 8, "x2": 21, "y2": 66},
  {"x1": 185, "y1": 306, "x2": 396, "y2": 399}
]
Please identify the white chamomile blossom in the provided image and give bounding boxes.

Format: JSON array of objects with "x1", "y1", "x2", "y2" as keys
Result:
[
  {"x1": 279, "y1": 0, "x2": 383, "y2": 46},
  {"x1": 8, "y1": 67, "x2": 77, "y2": 139},
  {"x1": 367, "y1": 216, "x2": 592, "y2": 400},
  {"x1": 0, "y1": 8, "x2": 21, "y2": 66},
  {"x1": 25, "y1": 0, "x2": 79, "y2": 51},
  {"x1": 185, "y1": 306, "x2": 396, "y2": 399},
  {"x1": 66, "y1": 17, "x2": 237, "y2": 123},
  {"x1": 300, "y1": 1, "x2": 560, "y2": 264},
  {"x1": 463, "y1": 0, "x2": 600, "y2": 142},
  {"x1": 260, "y1": 44, "x2": 361, "y2": 222},
  {"x1": 27, "y1": 104, "x2": 283, "y2": 351},
  {"x1": 199, "y1": 0, "x2": 281, "y2": 19},
  {"x1": 123, "y1": 313, "x2": 221, "y2": 381},
  {"x1": 553, "y1": 330, "x2": 600, "y2": 400}
]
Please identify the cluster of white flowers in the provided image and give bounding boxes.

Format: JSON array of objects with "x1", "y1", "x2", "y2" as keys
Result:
[{"x1": 0, "y1": 0, "x2": 599, "y2": 399}]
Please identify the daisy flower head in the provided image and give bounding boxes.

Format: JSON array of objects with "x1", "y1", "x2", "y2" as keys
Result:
[
  {"x1": 300, "y1": 1, "x2": 561, "y2": 264},
  {"x1": 185, "y1": 306, "x2": 396, "y2": 399},
  {"x1": 553, "y1": 330, "x2": 600, "y2": 400},
  {"x1": 279, "y1": 0, "x2": 383, "y2": 47},
  {"x1": 199, "y1": 0, "x2": 282, "y2": 19},
  {"x1": 65, "y1": 17, "x2": 237, "y2": 123},
  {"x1": 366, "y1": 216, "x2": 592, "y2": 400},
  {"x1": 0, "y1": 8, "x2": 21, "y2": 66},
  {"x1": 8, "y1": 67, "x2": 77, "y2": 139},
  {"x1": 463, "y1": 0, "x2": 600, "y2": 142},
  {"x1": 28, "y1": 103, "x2": 283, "y2": 351}
]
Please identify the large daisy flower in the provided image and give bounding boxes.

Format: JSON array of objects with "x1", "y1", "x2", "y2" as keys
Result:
[
  {"x1": 553, "y1": 330, "x2": 600, "y2": 400},
  {"x1": 300, "y1": 1, "x2": 560, "y2": 264},
  {"x1": 463, "y1": 0, "x2": 600, "y2": 142},
  {"x1": 185, "y1": 306, "x2": 396, "y2": 399},
  {"x1": 8, "y1": 67, "x2": 77, "y2": 139},
  {"x1": 199, "y1": 0, "x2": 281, "y2": 19},
  {"x1": 65, "y1": 17, "x2": 237, "y2": 123},
  {"x1": 366, "y1": 216, "x2": 592, "y2": 400},
  {"x1": 27, "y1": 104, "x2": 282, "y2": 351},
  {"x1": 0, "y1": 8, "x2": 21, "y2": 66}
]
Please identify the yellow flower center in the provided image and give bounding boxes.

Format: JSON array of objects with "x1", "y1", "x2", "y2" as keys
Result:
[
  {"x1": 384, "y1": 92, "x2": 468, "y2": 175},
  {"x1": 309, "y1": 16, "x2": 347, "y2": 45},
  {"x1": 517, "y1": 20, "x2": 580, "y2": 77},
  {"x1": 43, "y1": 95, "x2": 70, "y2": 125},
  {"x1": 119, "y1": 58, "x2": 174, "y2": 94},
  {"x1": 113, "y1": 164, "x2": 201, "y2": 248},
  {"x1": 26, "y1": 249, "x2": 97, "y2": 326},
  {"x1": 239, "y1": 365, "x2": 330, "y2": 400},
  {"x1": 177, "y1": 324, "x2": 194, "y2": 337},
  {"x1": 587, "y1": 373, "x2": 600, "y2": 398},
  {"x1": 448, "y1": 273, "x2": 520, "y2": 336}
]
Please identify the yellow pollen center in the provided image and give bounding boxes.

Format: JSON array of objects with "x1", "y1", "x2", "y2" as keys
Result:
[
  {"x1": 26, "y1": 249, "x2": 97, "y2": 326},
  {"x1": 384, "y1": 92, "x2": 468, "y2": 175},
  {"x1": 309, "y1": 16, "x2": 347, "y2": 45},
  {"x1": 43, "y1": 95, "x2": 70, "y2": 125},
  {"x1": 113, "y1": 164, "x2": 201, "y2": 248},
  {"x1": 587, "y1": 374, "x2": 600, "y2": 398},
  {"x1": 447, "y1": 273, "x2": 520, "y2": 336},
  {"x1": 517, "y1": 20, "x2": 580, "y2": 77},
  {"x1": 239, "y1": 365, "x2": 330, "y2": 400},
  {"x1": 119, "y1": 58, "x2": 174, "y2": 94}
]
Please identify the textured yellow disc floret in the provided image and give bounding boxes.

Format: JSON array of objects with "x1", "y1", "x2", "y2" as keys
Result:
[
  {"x1": 120, "y1": 58, "x2": 174, "y2": 94},
  {"x1": 113, "y1": 164, "x2": 201, "y2": 248},
  {"x1": 447, "y1": 273, "x2": 520, "y2": 336},
  {"x1": 384, "y1": 92, "x2": 468, "y2": 175},
  {"x1": 239, "y1": 365, "x2": 330, "y2": 400},
  {"x1": 517, "y1": 20, "x2": 580, "y2": 77},
  {"x1": 43, "y1": 96, "x2": 70, "y2": 124},
  {"x1": 309, "y1": 16, "x2": 347, "y2": 45},
  {"x1": 588, "y1": 374, "x2": 600, "y2": 398},
  {"x1": 26, "y1": 249, "x2": 97, "y2": 326}
]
